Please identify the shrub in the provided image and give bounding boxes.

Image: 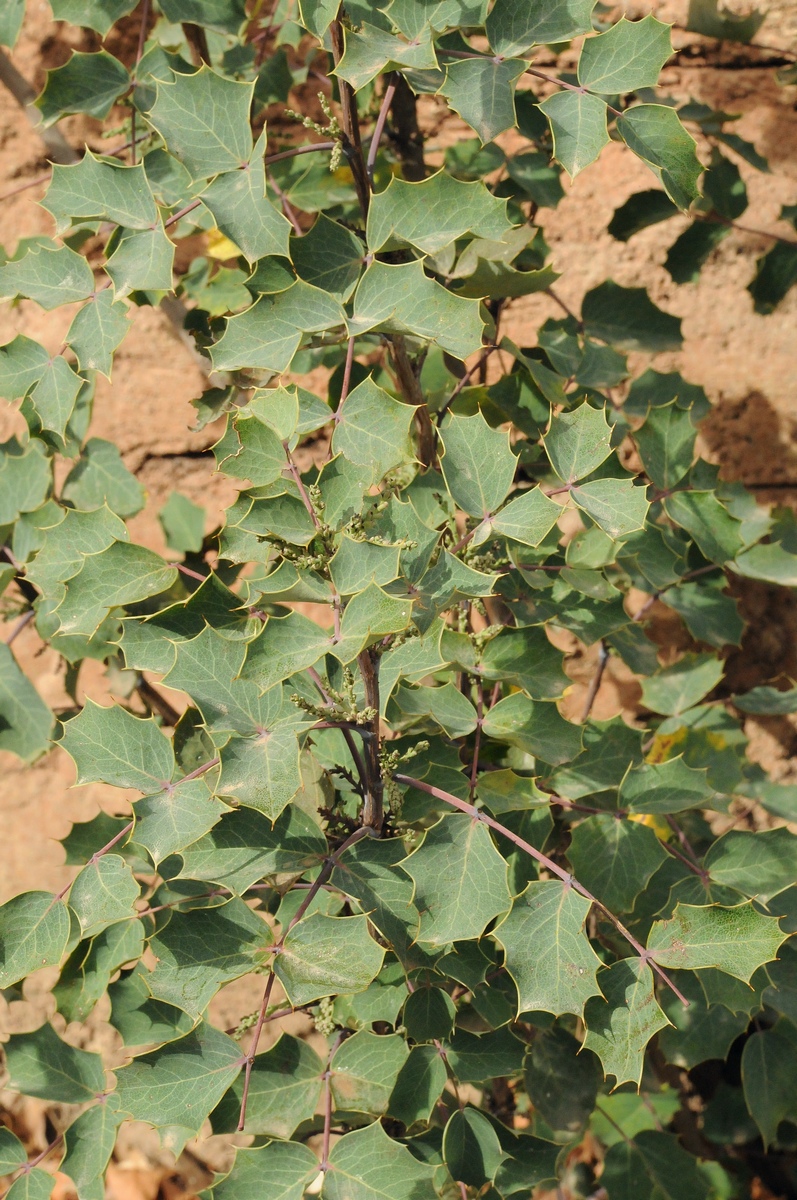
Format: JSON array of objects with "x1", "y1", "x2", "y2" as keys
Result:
[{"x1": 1, "y1": 2, "x2": 797, "y2": 1197}]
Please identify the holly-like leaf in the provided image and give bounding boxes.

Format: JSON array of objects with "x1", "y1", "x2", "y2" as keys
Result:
[
  {"x1": 647, "y1": 902, "x2": 787, "y2": 982},
  {"x1": 43, "y1": 153, "x2": 158, "y2": 234},
  {"x1": 335, "y1": 22, "x2": 438, "y2": 90},
  {"x1": 109, "y1": 966, "x2": 193, "y2": 1051},
  {"x1": 54, "y1": 920, "x2": 145, "y2": 1023},
  {"x1": 540, "y1": 91, "x2": 610, "y2": 179},
  {"x1": 60, "y1": 1102, "x2": 120, "y2": 1200},
  {"x1": 5, "y1": 1022, "x2": 106, "y2": 1102},
  {"x1": 543, "y1": 401, "x2": 613, "y2": 483},
  {"x1": 367, "y1": 170, "x2": 513, "y2": 256},
  {"x1": 210, "y1": 1141, "x2": 320, "y2": 1200},
  {"x1": 60, "y1": 698, "x2": 175, "y2": 792},
  {"x1": 495, "y1": 880, "x2": 602, "y2": 1016},
  {"x1": 292, "y1": 214, "x2": 364, "y2": 302},
  {"x1": 583, "y1": 281, "x2": 683, "y2": 351},
  {"x1": 61, "y1": 437, "x2": 145, "y2": 517},
  {"x1": 211, "y1": 1033, "x2": 323, "y2": 1136},
  {"x1": 658, "y1": 970, "x2": 747, "y2": 1069},
  {"x1": 348, "y1": 261, "x2": 485, "y2": 361},
  {"x1": 333, "y1": 377, "x2": 415, "y2": 480},
  {"x1": 274, "y1": 913, "x2": 385, "y2": 1005},
  {"x1": 331, "y1": 1030, "x2": 409, "y2": 1115},
  {"x1": 490, "y1": 486, "x2": 561, "y2": 547},
  {"x1": 66, "y1": 290, "x2": 130, "y2": 379},
  {"x1": 0, "y1": 642, "x2": 54, "y2": 763},
  {"x1": 0, "y1": 0, "x2": 24, "y2": 47},
  {"x1": 483, "y1": 693, "x2": 583, "y2": 766},
  {"x1": 36, "y1": 50, "x2": 130, "y2": 125},
  {"x1": 210, "y1": 283, "x2": 345, "y2": 373},
  {"x1": 486, "y1": 0, "x2": 596, "y2": 56},
  {"x1": 323, "y1": 1120, "x2": 437, "y2": 1200},
  {"x1": 439, "y1": 58, "x2": 526, "y2": 145},
  {"x1": 178, "y1": 805, "x2": 325, "y2": 894},
  {"x1": 0, "y1": 891, "x2": 71, "y2": 988},
  {"x1": 400, "y1": 813, "x2": 511, "y2": 946},
  {"x1": 584, "y1": 958, "x2": 669, "y2": 1086},
  {"x1": 241, "y1": 610, "x2": 333, "y2": 690},
  {"x1": 332, "y1": 837, "x2": 421, "y2": 966},
  {"x1": 640, "y1": 652, "x2": 724, "y2": 716},
  {"x1": 50, "y1": 0, "x2": 137, "y2": 33},
  {"x1": 388, "y1": 1044, "x2": 449, "y2": 1126},
  {"x1": 443, "y1": 1107, "x2": 504, "y2": 1188},
  {"x1": 617, "y1": 105, "x2": 703, "y2": 210},
  {"x1": 619, "y1": 756, "x2": 712, "y2": 815},
  {"x1": 201, "y1": 134, "x2": 292, "y2": 264},
  {"x1": 704, "y1": 827, "x2": 797, "y2": 901},
  {"x1": 4, "y1": 1170, "x2": 56, "y2": 1200},
  {"x1": 440, "y1": 412, "x2": 517, "y2": 519},
  {"x1": 741, "y1": 1021, "x2": 797, "y2": 1148},
  {"x1": 106, "y1": 224, "x2": 175, "y2": 296},
  {"x1": 0, "y1": 334, "x2": 50, "y2": 400},
  {"x1": 147, "y1": 67, "x2": 255, "y2": 180},
  {"x1": 578, "y1": 16, "x2": 673, "y2": 94},
  {"x1": 147, "y1": 898, "x2": 271, "y2": 1018},
  {"x1": 570, "y1": 478, "x2": 650, "y2": 539},
  {"x1": 568, "y1": 815, "x2": 667, "y2": 912},
  {"x1": 0, "y1": 240, "x2": 95, "y2": 309},
  {"x1": 114, "y1": 1021, "x2": 243, "y2": 1140},
  {"x1": 68, "y1": 854, "x2": 140, "y2": 939}
]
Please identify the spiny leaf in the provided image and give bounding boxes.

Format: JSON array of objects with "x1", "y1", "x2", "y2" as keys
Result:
[
  {"x1": 440, "y1": 411, "x2": 517, "y2": 518},
  {"x1": 331, "y1": 1030, "x2": 409, "y2": 1115},
  {"x1": 323, "y1": 1120, "x2": 437, "y2": 1200},
  {"x1": 0, "y1": 891, "x2": 71, "y2": 987},
  {"x1": 147, "y1": 66, "x2": 255, "y2": 180},
  {"x1": 439, "y1": 58, "x2": 526, "y2": 145},
  {"x1": 400, "y1": 813, "x2": 511, "y2": 946},
  {"x1": 578, "y1": 16, "x2": 673, "y2": 94},
  {"x1": 42, "y1": 153, "x2": 158, "y2": 234},
  {"x1": 68, "y1": 854, "x2": 140, "y2": 938},
  {"x1": 543, "y1": 400, "x2": 613, "y2": 483},
  {"x1": 487, "y1": 0, "x2": 596, "y2": 56},
  {"x1": 210, "y1": 1140, "x2": 320, "y2": 1200},
  {"x1": 60, "y1": 698, "x2": 175, "y2": 792},
  {"x1": 568, "y1": 815, "x2": 667, "y2": 912},
  {"x1": 36, "y1": 50, "x2": 130, "y2": 126},
  {"x1": 333, "y1": 377, "x2": 415, "y2": 480},
  {"x1": 584, "y1": 958, "x2": 670, "y2": 1087},
  {"x1": 0, "y1": 240, "x2": 95, "y2": 309},
  {"x1": 211, "y1": 1033, "x2": 323, "y2": 1136},
  {"x1": 114, "y1": 1021, "x2": 243, "y2": 1140},
  {"x1": 495, "y1": 880, "x2": 602, "y2": 1016},
  {"x1": 647, "y1": 902, "x2": 788, "y2": 982},
  {"x1": 177, "y1": 805, "x2": 325, "y2": 894},
  {"x1": 274, "y1": 913, "x2": 385, "y2": 1005},
  {"x1": 367, "y1": 170, "x2": 513, "y2": 256},
  {"x1": 540, "y1": 91, "x2": 610, "y2": 179},
  {"x1": 5, "y1": 1023, "x2": 106, "y2": 1103},
  {"x1": 348, "y1": 260, "x2": 485, "y2": 360},
  {"x1": 617, "y1": 105, "x2": 703, "y2": 210}
]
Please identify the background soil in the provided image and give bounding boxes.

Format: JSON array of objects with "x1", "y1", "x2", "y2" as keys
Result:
[{"x1": 0, "y1": 1, "x2": 796, "y2": 1196}]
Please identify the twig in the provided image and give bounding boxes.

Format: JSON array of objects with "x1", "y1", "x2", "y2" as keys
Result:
[
  {"x1": 320, "y1": 1031, "x2": 346, "y2": 1170},
  {"x1": 366, "y1": 72, "x2": 397, "y2": 186},
  {"x1": 632, "y1": 564, "x2": 721, "y2": 622},
  {"x1": 469, "y1": 684, "x2": 485, "y2": 800},
  {"x1": 284, "y1": 444, "x2": 322, "y2": 529},
  {"x1": 307, "y1": 667, "x2": 371, "y2": 797},
  {"x1": 329, "y1": 20, "x2": 371, "y2": 221},
  {"x1": 394, "y1": 774, "x2": 689, "y2": 1006},
  {"x1": 136, "y1": 676, "x2": 181, "y2": 726},
  {"x1": 357, "y1": 649, "x2": 384, "y2": 832},
  {"x1": 264, "y1": 139, "x2": 335, "y2": 165},
  {"x1": 436, "y1": 344, "x2": 499, "y2": 428},
  {"x1": 338, "y1": 337, "x2": 356, "y2": 410},
  {"x1": 237, "y1": 826, "x2": 373, "y2": 1131},
  {"x1": 52, "y1": 821, "x2": 134, "y2": 904},
  {"x1": 580, "y1": 640, "x2": 609, "y2": 723},
  {"x1": 5, "y1": 609, "x2": 34, "y2": 646},
  {"x1": 269, "y1": 170, "x2": 303, "y2": 234},
  {"x1": 130, "y1": 0, "x2": 151, "y2": 164},
  {"x1": 168, "y1": 560, "x2": 208, "y2": 582}
]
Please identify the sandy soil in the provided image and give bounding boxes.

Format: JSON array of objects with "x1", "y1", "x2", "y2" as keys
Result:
[{"x1": 1, "y1": 1, "x2": 796, "y2": 1195}]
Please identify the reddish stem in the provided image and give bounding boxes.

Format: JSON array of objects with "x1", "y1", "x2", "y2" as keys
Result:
[{"x1": 394, "y1": 774, "x2": 689, "y2": 1006}]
